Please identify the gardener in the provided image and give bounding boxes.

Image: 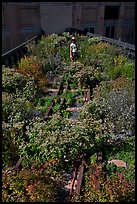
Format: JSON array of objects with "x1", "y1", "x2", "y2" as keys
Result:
[{"x1": 70, "y1": 36, "x2": 78, "y2": 62}]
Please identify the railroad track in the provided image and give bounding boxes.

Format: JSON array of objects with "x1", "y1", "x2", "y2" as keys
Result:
[
  {"x1": 43, "y1": 81, "x2": 91, "y2": 121},
  {"x1": 41, "y1": 79, "x2": 99, "y2": 196},
  {"x1": 4, "y1": 79, "x2": 129, "y2": 199}
]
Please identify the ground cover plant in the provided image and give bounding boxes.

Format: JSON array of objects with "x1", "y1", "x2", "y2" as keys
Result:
[{"x1": 2, "y1": 32, "x2": 135, "y2": 202}]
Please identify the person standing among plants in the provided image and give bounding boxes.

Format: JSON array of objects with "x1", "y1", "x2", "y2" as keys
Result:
[{"x1": 70, "y1": 37, "x2": 78, "y2": 62}]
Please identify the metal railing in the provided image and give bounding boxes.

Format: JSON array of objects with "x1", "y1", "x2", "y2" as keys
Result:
[
  {"x1": 87, "y1": 32, "x2": 135, "y2": 59},
  {"x1": 2, "y1": 29, "x2": 135, "y2": 68},
  {"x1": 2, "y1": 34, "x2": 42, "y2": 67}
]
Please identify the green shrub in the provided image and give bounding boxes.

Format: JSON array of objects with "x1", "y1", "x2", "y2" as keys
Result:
[
  {"x1": 71, "y1": 163, "x2": 135, "y2": 202},
  {"x1": 2, "y1": 164, "x2": 62, "y2": 202},
  {"x1": 16, "y1": 56, "x2": 49, "y2": 88},
  {"x1": 94, "y1": 79, "x2": 135, "y2": 136},
  {"x1": 2, "y1": 67, "x2": 27, "y2": 93},
  {"x1": 18, "y1": 102, "x2": 111, "y2": 166},
  {"x1": 2, "y1": 121, "x2": 26, "y2": 168},
  {"x1": 2, "y1": 33, "x2": 135, "y2": 202},
  {"x1": 122, "y1": 62, "x2": 135, "y2": 80}
]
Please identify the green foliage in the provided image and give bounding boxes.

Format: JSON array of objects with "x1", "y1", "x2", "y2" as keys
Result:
[
  {"x1": 16, "y1": 56, "x2": 49, "y2": 88},
  {"x1": 71, "y1": 163, "x2": 135, "y2": 202},
  {"x1": 86, "y1": 102, "x2": 101, "y2": 120},
  {"x1": 25, "y1": 33, "x2": 135, "y2": 84},
  {"x1": 105, "y1": 136, "x2": 135, "y2": 183},
  {"x1": 2, "y1": 67, "x2": 41, "y2": 168},
  {"x1": 52, "y1": 103, "x2": 61, "y2": 113},
  {"x1": 18, "y1": 101, "x2": 111, "y2": 166},
  {"x1": 3, "y1": 66, "x2": 39, "y2": 100},
  {"x1": 95, "y1": 78, "x2": 135, "y2": 136},
  {"x1": 60, "y1": 43, "x2": 70, "y2": 62},
  {"x1": 26, "y1": 34, "x2": 69, "y2": 72},
  {"x1": 39, "y1": 96, "x2": 53, "y2": 113},
  {"x1": 122, "y1": 62, "x2": 135, "y2": 80},
  {"x1": 60, "y1": 109, "x2": 70, "y2": 118},
  {"x1": 2, "y1": 122, "x2": 25, "y2": 168},
  {"x1": 106, "y1": 55, "x2": 135, "y2": 81},
  {"x1": 2, "y1": 68, "x2": 38, "y2": 123},
  {"x1": 2, "y1": 67, "x2": 27, "y2": 93},
  {"x1": 2, "y1": 33, "x2": 135, "y2": 202},
  {"x1": 63, "y1": 90, "x2": 75, "y2": 106},
  {"x1": 2, "y1": 163, "x2": 62, "y2": 202},
  {"x1": 88, "y1": 37, "x2": 101, "y2": 45}
]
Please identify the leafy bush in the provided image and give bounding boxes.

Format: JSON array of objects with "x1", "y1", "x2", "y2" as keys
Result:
[
  {"x1": 88, "y1": 37, "x2": 101, "y2": 45},
  {"x1": 2, "y1": 67, "x2": 27, "y2": 93},
  {"x1": 26, "y1": 34, "x2": 69, "y2": 72},
  {"x1": 122, "y1": 62, "x2": 135, "y2": 80},
  {"x1": 16, "y1": 56, "x2": 49, "y2": 88},
  {"x1": 2, "y1": 67, "x2": 42, "y2": 168},
  {"x1": 37, "y1": 96, "x2": 53, "y2": 113},
  {"x1": 19, "y1": 105, "x2": 111, "y2": 166},
  {"x1": 2, "y1": 92, "x2": 35, "y2": 168},
  {"x1": 2, "y1": 122, "x2": 25, "y2": 168},
  {"x1": 2, "y1": 33, "x2": 135, "y2": 202},
  {"x1": 2, "y1": 163, "x2": 62, "y2": 202},
  {"x1": 79, "y1": 164, "x2": 135, "y2": 202},
  {"x1": 105, "y1": 135, "x2": 135, "y2": 182},
  {"x1": 94, "y1": 78, "x2": 135, "y2": 138},
  {"x1": 2, "y1": 66, "x2": 38, "y2": 100}
]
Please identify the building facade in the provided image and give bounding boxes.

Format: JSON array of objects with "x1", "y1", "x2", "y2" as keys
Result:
[
  {"x1": 2, "y1": 2, "x2": 135, "y2": 54},
  {"x1": 2, "y1": 2, "x2": 41, "y2": 53}
]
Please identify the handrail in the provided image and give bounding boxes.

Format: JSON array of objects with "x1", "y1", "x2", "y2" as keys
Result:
[
  {"x1": 2, "y1": 33, "x2": 42, "y2": 67},
  {"x1": 2, "y1": 29, "x2": 135, "y2": 68},
  {"x1": 87, "y1": 32, "x2": 135, "y2": 50},
  {"x1": 87, "y1": 32, "x2": 135, "y2": 59},
  {"x1": 2, "y1": 35, "x2": 38, "y2": 58},
  {"x1": 65, "y1": 28, "x2": 135, "y2": 59}
]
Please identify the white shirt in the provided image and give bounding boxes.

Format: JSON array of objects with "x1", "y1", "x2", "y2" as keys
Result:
[{"x1": 70, "y1": 42, "x2": 77, "y2": 53}]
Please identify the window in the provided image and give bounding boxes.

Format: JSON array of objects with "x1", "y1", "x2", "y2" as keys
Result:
[
  {"x1": 104, "y1": 6, "x2": 120, "y2": 20},
  {"x1": 83, "y1": 27, "x2": 89, "y2": 33},
  {"x1": 105, "y1": 26, "x2": 115, "y2": 38},
  {"x1": 83, "y1": 27, "x2": 94, "y2": 33},
  {"x1": 89, "y1": 27, "x2": 94, "y2": 33}
]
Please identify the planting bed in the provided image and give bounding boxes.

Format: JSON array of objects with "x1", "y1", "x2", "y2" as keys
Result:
[
  {"x1": 42, "y1": 85, "x2": 91, "y2": 120},
  {"x1": 2, "y1": 33, "x2": 135, "y2": 202}
]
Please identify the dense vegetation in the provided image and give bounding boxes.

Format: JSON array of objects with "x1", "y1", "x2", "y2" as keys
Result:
[{"x1": 2, "y1": 33, "x2": 135, "y2": 202}]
